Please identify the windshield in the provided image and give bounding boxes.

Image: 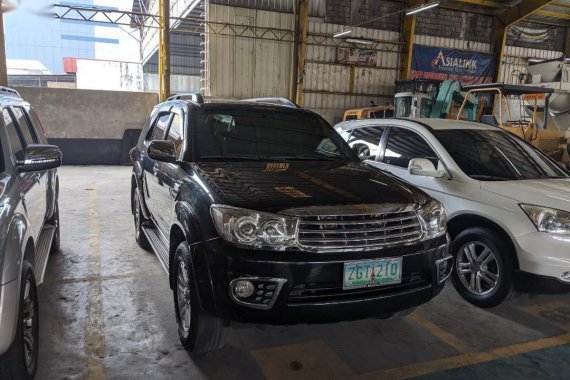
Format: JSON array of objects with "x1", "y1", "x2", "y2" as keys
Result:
[
  {"x1": 420, "y1": 98, "x2": 433, "y2": 118},
  {"x1": 395, "y1": 97, "x2": 412, "y2": 117},
  {"x1": 194, "y1": 108, "x2": 356, "y2": 162},
  {"x1": 434, "y1": 129, "x2": 568, "y2": 181}
]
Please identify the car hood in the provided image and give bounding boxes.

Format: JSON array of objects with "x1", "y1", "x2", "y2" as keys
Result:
[
  {"x1": 481, "y1": 178, "x2": 570, "y2": 211},
  {"x1": 193, "y1": 161, "x2": 429, "y2": 213}
]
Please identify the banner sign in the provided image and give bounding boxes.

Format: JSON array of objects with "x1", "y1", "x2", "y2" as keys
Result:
[
  {"x1": 337, "y1": 48, "x2": 377, "y2": 67},
  {"x1": 411, "y1": 44, "x2": 496, "y2": 85}
]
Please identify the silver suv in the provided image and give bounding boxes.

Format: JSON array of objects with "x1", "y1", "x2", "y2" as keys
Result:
[{"x1": 0, "y1": 87, "x2": 62, "y2": 379}]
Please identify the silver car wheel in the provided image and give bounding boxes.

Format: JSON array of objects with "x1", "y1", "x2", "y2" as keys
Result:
[
  {"x1": 456, "y1": 241, "x2": 500, "y2": 296},
  {"x1": 176, "y1": 261, "x2": 191, "y2": 337},
  {"x1": 22, "y1": 279, "x2": 36, "y2": 368},
  {"x1": 134, "y1": 192, "x2": 141, "y2": 240}
]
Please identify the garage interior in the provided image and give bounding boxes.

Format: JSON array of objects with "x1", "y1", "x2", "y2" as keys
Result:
[{"x1": 2, "y1": 0, "x2": 570, "y2": 379}]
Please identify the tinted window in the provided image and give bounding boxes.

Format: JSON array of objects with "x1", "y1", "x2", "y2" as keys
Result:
[
  {"x1": 347, "y1": 126, "x2": 384, "y2": 159},
  {"x1": 420, "y1": 99, "x2": 433, "y2": 118},
  {"x1": 195, "y1": 109, "x2": 354, "y2": 161},
  {"x1": 3, "y1": 109, "x2": 24, "y2": 161},
  {"x1": 167, "y1": 113, "x2": 184, "y2": 156},
  {"x1": 384, "y1": 127, "x2": 437, "y2": 168},
  {"x1": 12, "y1": 107, "x2": 38, "y2": 144},
  {"x1": 150, "y1": 113, "x2": 171, "y2": 141},
  {"x1": 434, "y1": 129, "x2": 567, "y2": 180}
]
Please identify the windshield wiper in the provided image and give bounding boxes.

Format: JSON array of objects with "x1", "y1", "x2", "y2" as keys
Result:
[
  {"x1": 470, "y1": 174, "x2": 512, "y2": 181},
  {"x1": 268, "y1": 154, "x2": 340, "y2": 161},
  {"x1": 198, "y1": 155, "x2": 286, "y2": 162}
]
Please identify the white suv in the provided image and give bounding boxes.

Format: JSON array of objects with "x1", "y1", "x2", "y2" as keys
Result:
[{"x1": 334, "y1": 118, "x2": 570, "y2": 308}]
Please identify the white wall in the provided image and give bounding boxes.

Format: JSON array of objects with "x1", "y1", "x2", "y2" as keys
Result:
[{"x1": 76, "y1": 59, "x2": 143, "y2": 92}]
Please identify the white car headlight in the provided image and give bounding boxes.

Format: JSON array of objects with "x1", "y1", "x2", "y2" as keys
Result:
[
  {"x1": 417, "y1": 199, "x2": 447, "y2": 239},
  {"x1": 210, "y1": 205, "x2": 298, "y2": 250},
  {"x1": 520, "y1": 204, "x2": 570, "y2": 235}
]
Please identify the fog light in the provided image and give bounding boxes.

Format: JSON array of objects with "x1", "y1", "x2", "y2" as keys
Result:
[
  {"x1": 436, "y1": 255, "x2": 453, "y2": 284},
  {"x1": 233, "y1": 280, "x2": 255, "y2": 298},
  {"x1": 561, "y1": 272, "x2": 570, "y2": 282}
]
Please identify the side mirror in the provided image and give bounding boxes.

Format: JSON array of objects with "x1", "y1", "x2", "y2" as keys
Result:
[
  {"x1": 408, "y1": 158, "x2": 447, "y2": 178},
  {"x1": 352, "y1": 143, "x2": 372, "y2": 161},
  {"x1": 18, "y1": 144, "x2": 62, "y2": 173},
  {"x1": 148, "y1": 140, "x2": 176, "y2": 163}
]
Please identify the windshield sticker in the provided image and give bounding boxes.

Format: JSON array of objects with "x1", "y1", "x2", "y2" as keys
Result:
[
  {"x1": 263, "y1": 163, "x2": 289, "y2": 173},
  {"x1": 274, "y1": 186, "x2": 311, "y2": 198}
]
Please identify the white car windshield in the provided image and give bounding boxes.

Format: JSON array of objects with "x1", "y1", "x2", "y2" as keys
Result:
[{"x1": 434, "y1": 129, "x2": 568, "y2": 181}]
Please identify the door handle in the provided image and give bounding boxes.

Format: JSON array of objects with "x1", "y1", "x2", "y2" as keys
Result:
[{"x1": 152, "y1": 164, "x2": 159, "y2": 176}]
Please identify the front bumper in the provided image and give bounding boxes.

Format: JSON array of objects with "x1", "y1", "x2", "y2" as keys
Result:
[
  {"x1": 191, "y1": 235, "x2": 450, "y2": 324},
  {"x1": 0, "y1": 279, "x2": 20, "y2": 355},
  {"x1": 515, "y1": 232, "x2": 570, "y2": 287}
]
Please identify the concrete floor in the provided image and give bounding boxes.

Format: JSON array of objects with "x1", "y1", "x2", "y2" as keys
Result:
[{"x1": 36, "y1": 166, "x2": 570, "y2": 380}]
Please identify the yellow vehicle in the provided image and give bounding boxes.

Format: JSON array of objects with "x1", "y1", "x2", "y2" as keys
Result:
[
  {"x1": 343, "y1": 104, "x2": 394, "y2": 121},
  {"x1": 457, "y1": 83, "x2": 569, "y2": 163}
]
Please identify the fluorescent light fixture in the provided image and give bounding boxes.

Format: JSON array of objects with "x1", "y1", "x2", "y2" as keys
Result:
[
  {"x1": 333, "y1": 30, "x2": 352, "y2": 38},
  {"x1": 406, "y1": 1, "x2": 440, "y2": 16},
  {"x1": 346, "y1": 38, "x2": 374, "y2": 46}
]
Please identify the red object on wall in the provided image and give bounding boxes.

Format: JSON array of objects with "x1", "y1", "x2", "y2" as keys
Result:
[{"x1": 63, "y1": 57, "x2": 78, "y2": 73}]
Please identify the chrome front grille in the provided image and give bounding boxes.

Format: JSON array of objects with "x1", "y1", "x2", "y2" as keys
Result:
[{"x1": 293, "y1": 206, "x2": 423, "y2": 251}]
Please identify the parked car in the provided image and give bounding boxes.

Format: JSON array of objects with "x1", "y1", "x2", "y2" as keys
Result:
[
  {"x1": 334, "y1": 118, "x2": 570, "y2": 308},
  {"x1": 0, "y1": 87, "x2": 62, "y2": 379},
  {"x1": 130, "y1": 95, "x2": 452, "y2": 353}
]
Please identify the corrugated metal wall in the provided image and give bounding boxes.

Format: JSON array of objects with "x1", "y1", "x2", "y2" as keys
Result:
[
  {"x1": 500, "y1": 45, "x2": 563, "y2": 84},
  {"x1": 415, "y1": 35, "x2": 491, "y2": 53},
  {"x1": 206, "y1": 4, "x2": 294, "y2": 98},
  {"x1": 303, "y1": 21, "x2": 400, "y2": 123}
]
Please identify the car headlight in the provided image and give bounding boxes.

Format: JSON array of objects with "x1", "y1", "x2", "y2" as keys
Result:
[
  {"x1": 520, "y1": 204, "x2": 570, "y2": 235},
  {"x1": 210, "y1": 205, "x2": 298, "y2": 250},
  {"x1": 417, "y1": 199, "x2": 447, "y2": 239}
]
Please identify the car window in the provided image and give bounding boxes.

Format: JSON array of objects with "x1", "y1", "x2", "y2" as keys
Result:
[
  {"x1": 347, "y1": 126, "x2": 384, "y2": 159},
  {"x1": 149, "y1": 113, "x2": 171, "y2": 141},
  {"x1": 3, "y1": 109, "x2": 25, "y2": 161},
  {"x1": 12, "y1": 106, "x2": 38, "y2": 144},
  {"x1": 384, "y1": 127, "x2": 438, "y2": 168},
  {"x1": 195, "y1": 109, "x2": 355, "y2": 161},
  {"x1": 166, "y1": 112, "x2": 184, "y2": 156},
  {"x1": 434, "y1": 129, "x2": 567, "y2": 180}
]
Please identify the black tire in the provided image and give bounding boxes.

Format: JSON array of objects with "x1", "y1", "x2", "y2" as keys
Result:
[
  {"x1": 172, "y1": 241, "x2": 228, "y2": 353},
  {"x1": 450, "y1": 227, "x2": 515, "y2": 308},
  {"x1": 0, "y1": 262, "x2": 39, "y2": 380},
  {"x1": 48, "y1": 201, "x2": 60, "y2": 253},
  {"x1": 133, "y1": 190, "x2": 151, "y2": 251}
]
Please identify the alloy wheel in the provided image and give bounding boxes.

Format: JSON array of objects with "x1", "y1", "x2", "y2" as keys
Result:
[
  {"x1": 176, "y1": 261, "x2": 191, "y2": 337},
  {"x1": 456, "y1": 241, "x2": 500, "y2": 296},
  {"x1": 22, "y1": 278, "x2": 36, "y2": 369}
]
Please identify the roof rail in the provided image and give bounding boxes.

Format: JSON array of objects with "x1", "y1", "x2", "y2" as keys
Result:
[
  {"x1": 243, "y1": 97, "x2": 298, "y2": 108},
  {"x1": 0, "y1": 86, "x2": 21, "y2": 98},
  {"x1": 167, "y1": 92, "x2": 204, "y2": 103}
]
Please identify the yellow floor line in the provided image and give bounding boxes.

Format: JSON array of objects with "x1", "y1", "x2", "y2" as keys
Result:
[
  {"x1": 361, "y1": 333, "x2": 570, "y2": 380},
  {"x1": 85, "y1": 188, "x2": 107, "y2": 380},
  {"x1": 407, "y1": 313, "x2": 473, "y2": 354}
]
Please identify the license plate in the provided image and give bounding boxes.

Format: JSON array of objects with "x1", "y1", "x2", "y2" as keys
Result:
[{"x1": 343, "y1": 258, "x2": 402, "y2": 290}]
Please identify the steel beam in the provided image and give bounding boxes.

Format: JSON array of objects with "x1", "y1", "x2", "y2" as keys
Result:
[
  {"x1": 158, "y1": 0, "x2": 170, "y2": 102},
  {"x1": 400, "y1": 14, "x2": 416, "y2": 80},
  {"x1": 295, "y1": 0, "x2": 308, "y2": 107},
  {"x1": 0, "y1": 4, "x2": 7, "y2": 87},
  {"x1": 454, "y1": 0, "x2": 508, "y2": 7},
  {"x1": 493, "y1": 0, "x2": 555, "y2": 81}
]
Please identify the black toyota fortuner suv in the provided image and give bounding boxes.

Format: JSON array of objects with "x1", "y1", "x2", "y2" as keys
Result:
[{"x1": 130, "y1": 94, "x2": 452, "y2": 353}]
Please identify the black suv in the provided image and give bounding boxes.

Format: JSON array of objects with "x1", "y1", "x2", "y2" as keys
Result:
[{"x1": 130, "y1": 95, "x2": 452, "y2": 353}]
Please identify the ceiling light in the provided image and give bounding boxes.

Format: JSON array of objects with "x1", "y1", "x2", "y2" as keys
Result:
[
  {"x1": 346, "y1": 38, "x2": 374, "y2": 46},
  {"x1": 333, "y1": 30, "x2": 352, "y2": 38},
  {"x1": 406, "y1": 1, "x2": 440, "y2": 16}
]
